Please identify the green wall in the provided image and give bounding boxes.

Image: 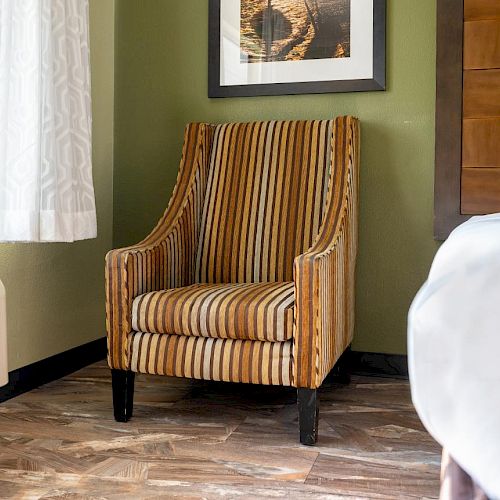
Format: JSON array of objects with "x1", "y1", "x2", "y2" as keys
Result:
[
  {"x1": 114, "y1": 0, "x2": 440, "y2": 354},
  {"x1": 1, "y1": 0, "x2": 114, "y2": 371}
]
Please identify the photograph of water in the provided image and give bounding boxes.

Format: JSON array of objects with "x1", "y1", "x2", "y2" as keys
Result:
[{"x1": 241, "y1": 0, "x2": 351, "y2": 63}]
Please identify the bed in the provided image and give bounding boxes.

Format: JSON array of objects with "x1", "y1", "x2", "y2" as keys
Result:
[{"x1": 409, "y1": 213, "x2": 500, "y2": 499}]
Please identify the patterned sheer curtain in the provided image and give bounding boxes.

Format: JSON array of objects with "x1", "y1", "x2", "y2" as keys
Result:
[{"x1": 0, "y1": 0, "x2": 97, "y2": 242}]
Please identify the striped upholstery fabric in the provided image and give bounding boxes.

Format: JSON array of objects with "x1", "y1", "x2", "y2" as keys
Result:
[
  {"x1": 196, "y1": 120, "x2": 333, "y2": 283},
  {"x1": 131, "y1": 282, "x2": 294, "y2": 342},
  {"x1": 106, "y1": 123, "x2": 213, "y2": 370},
  {"x1": 128, "y1": 332, "x2": 294, "y2": 386},
  {"x1": 294, "y1": 116, "x2": 360, "y2": 388},
  {"x1": 106, "y1": 116, "x2": 360, "y2": 390}
]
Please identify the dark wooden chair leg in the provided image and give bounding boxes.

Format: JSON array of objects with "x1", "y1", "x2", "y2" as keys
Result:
[
  {"x1": 112, "y1": 369, "x2": 135, "y2": 422},
  {"x1": 298, "y1": 388, "x2": 319, "y2": 446},
  {"x1": 331, "y1": 346, "x2": 352, "y2": 384}
]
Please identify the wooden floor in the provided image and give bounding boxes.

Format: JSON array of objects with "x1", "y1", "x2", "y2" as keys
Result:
[{"x1": 0, "y1": 361, "x2": 441, "y2": 499}]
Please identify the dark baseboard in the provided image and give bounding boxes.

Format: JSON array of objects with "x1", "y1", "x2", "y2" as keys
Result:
[
  {"x1": 0, "y1": 337, "x2": 107, "y2": 404},
  {"x1": 350, "y1": 351, "x2": 408, "y2": 379},
  {"x1": 0, "y1": 340, "x2": 407, "y2": 404}
]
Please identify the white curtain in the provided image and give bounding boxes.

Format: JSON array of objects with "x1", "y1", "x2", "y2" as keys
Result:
[{"x1": 0, "y1": 0, "x2": 97, "y2": 242}]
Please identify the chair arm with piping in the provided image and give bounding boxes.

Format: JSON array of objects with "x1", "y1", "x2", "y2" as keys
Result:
[
  {"x1": 293, "y1": 116, "x2": 359, "y2": 388},
  {"x1": 106, "y1": 123, "x2": 213, "y2": 370}
]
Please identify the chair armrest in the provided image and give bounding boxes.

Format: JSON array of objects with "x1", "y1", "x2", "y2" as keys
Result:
[
  {"x1": 293, "y1": 116, "x2": 359, "y2": 388},
  {"x1": 106, "y1": 123, "x2": 213, "y2": 369}
]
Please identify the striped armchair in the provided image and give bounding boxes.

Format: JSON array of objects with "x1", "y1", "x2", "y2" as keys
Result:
[{"x1": 106, "y1": 117, "x2": 360, "y2": 445}]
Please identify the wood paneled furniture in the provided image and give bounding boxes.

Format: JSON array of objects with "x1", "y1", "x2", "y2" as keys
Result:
[
  {"x1": 434, "y1": 0, "x2": 500, "y2": 239},
  {"x1": 106, "y1": 117, "x2": 360, "y2": 445}
]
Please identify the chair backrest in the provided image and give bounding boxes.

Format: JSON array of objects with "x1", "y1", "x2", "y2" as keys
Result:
[{"x1": 195, "y1": 120, "x2": 334, "y2": 283}]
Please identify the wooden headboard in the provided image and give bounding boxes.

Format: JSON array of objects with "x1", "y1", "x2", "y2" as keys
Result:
[{"x1": 434, "y1": 0, "x2": 500, "y2": 239}]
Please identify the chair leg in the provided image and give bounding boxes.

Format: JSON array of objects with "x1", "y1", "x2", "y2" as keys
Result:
[
  {"x1": 111, "y1": 369, "x2": 135, "y2": 422},
  {"x1": 298, "y1": 388, "x2": 319, "y2": 446}
]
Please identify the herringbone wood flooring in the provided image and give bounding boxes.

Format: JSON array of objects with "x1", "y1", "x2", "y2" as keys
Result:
[{"x1": 0, "y1": 361, "x2": 441, "y2": 499}]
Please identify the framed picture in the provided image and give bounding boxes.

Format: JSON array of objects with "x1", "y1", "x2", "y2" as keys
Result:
[{"x1": 208, "y1": 0, "x2": 386, "y2": 98}]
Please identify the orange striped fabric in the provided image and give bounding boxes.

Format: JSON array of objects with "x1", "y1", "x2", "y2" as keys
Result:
[
  {"x1": 294, "y1": 116, "x2": 360, "y2": 388},
  {"x1": 106, "y1": 123, "x2": 214, "y2": 369},
  {"x1": 106, "y1": 117, "x2": 360, "y2": 391},
  {"x1": 128, "y1": 332, "x2": 294, "y2": 386},
  {"x1": 195, "y1": 120, "x2": 333, "y2": 284},
  {"x1": 131, "y1": 282, "x2": 294, "y2": 342}
]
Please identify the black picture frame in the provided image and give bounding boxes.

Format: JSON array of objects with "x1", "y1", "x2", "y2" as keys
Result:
[{"x1": 208, "y1": 0, "x2": 386, "y2": 98}]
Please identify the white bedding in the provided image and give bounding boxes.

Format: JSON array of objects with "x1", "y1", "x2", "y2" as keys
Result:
[{"x1": 408, "y1": 213, "x2": 500, "y2": 498}]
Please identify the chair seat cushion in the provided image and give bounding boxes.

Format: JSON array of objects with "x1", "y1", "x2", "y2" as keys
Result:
[{"x1": 131, "y1": 282, "x2": 295, "y2": 342}]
